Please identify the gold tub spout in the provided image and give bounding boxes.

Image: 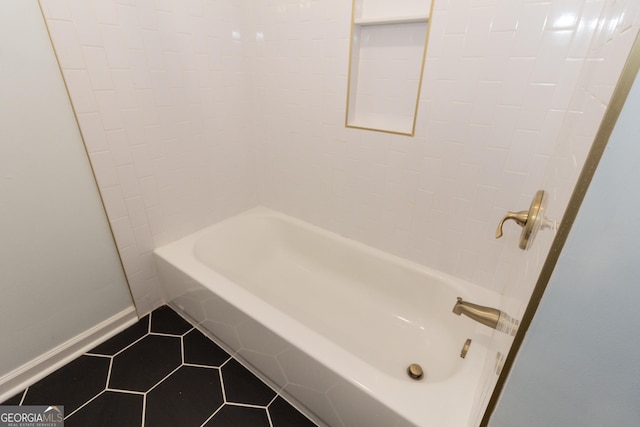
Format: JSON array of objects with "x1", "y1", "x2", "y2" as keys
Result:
[{"x1": 452, "y1": 297, "x2": 501, "y2": 330}]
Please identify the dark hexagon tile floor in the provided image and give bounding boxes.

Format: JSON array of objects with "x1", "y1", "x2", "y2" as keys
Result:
[
  {"x1": 222, "y1": 359, "x2": 276, "y2": 406},
  {"x1": 2, "y1": 305, "x2": 317, "y2": 427},
  {"x1": 109, "y1": 334, "x2": 183, "y2": 392}
]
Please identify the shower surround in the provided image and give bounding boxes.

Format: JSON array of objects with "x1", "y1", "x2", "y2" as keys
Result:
[{"x1": 40, "y1": 0, "x2": 640, "y2": 424}]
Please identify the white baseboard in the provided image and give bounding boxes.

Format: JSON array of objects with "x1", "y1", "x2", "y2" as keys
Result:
[{"x1": 0, "y1": 306, "x2": 138, "y2": 403}]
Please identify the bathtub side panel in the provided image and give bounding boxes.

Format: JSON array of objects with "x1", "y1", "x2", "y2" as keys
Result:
[{"x1": 154, "y1": 253, "x2": 414, "y2": 427}]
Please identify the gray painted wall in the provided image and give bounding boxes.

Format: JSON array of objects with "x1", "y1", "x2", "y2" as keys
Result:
[{"x1": 0, "y1": 1, "x2": 133, "y2": 379}]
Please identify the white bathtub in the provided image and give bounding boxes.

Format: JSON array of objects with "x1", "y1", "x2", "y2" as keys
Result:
[{"x1": 154, "y1": 207, "x2": 497, "y2": 426}]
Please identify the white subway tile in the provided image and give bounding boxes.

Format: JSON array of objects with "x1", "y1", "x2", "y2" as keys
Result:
[
  {"x1": 110, "y1": 216, "x2": 136, "y2": 248},
  {"x1": 101, "y1": 25, "x2": 130, "y2": 69},
  {"x1": 444, "y1": 0, "x2": 471, "y2": 35},
  {"x1": 550, "y1": 58, "x2": 584, "y2": 110},
  {"x1": 69, "y1": 0, "x2": 102, "y2": 46},
  {"x1": 516, "y1": 83, "x2": 557, "y2": 131},
  {"x1": 46, "y1": 20, "x2": 86, "y2": 69},
  {"x1": 490, "y1": 0, "x2": 519, "y2": 32},
  {"x1": 463, "y1": 5, "x2": 494, "y2": 57},
  {"x1": 569, "y1": 2, "x2": 604, "y2": 59},
  {"x1": 119, "y1": 245, "x2": 143, "y2": 276},
  {"x1": 122, "y1": 108, "x2": 147, "y2": 146},
  {"x1": 510, "y1": 2, "x2": 549, "y2": 57},
  {"x1": 95, "y1": 90, "x2": 124, "y2": 130},
  {"x1": 41, "y1": 0, "x2": 73, "y2": 22},
  {"x1": 115, "y1": 4, "x2": 145, "y2": 50},
  {"x1": 141, "y1": 30, "x2": 165, "y2": 70},
  {"x1": 115, "y1": 0, "x2": 137, "y2": 6},
  {"x1": 99, "y1": 185, "x2": 128, "y2": 219},
  {"x1": 132, "y1": 224, "x2": 154, "y2": 253},
  {"x1": 145, "y1": 203, "x2": 165, "y2": 235},
  {"x1": 135, "y1": 89, "x2": 160, "y2": 126},
  {"x1": 127, "y1": 49, "x2": 153, "y2": 89},
  {"x1": 92, "y1": 0, "x2": 118, "y2": 25},
  {"x1": 135, "y1": 0, "x2": 159, "y2": 30},
  {"x1": 471, "y1": 81, "x2": 501, "y2": 125},
  {"x1": 546, "y1": 0, "x2": 582, "y2": 31},
  {"x1": 82, "y1": 46, "x2": 114, "y2": 90},
  {"x1": 150, "y1": 70, "x2": 172, "y2": 106},
  {"x1": 106, "y1": 129, "x2": 133, "y2": 165},
  {"x1": 88, "y1": 151, "x2": 119, "y2": 188},
  {"x1": 111, "y1": 70, "x2": 137, "y2": 109},
  {"x1": 485, "y1": 31, "x2": 514, "y2": 59},
  {"x1": 503, "y1": 130, "x2": 538, "y2": 174},
  {"x1": 136, "y1": 175, "x2": 160, "y2": 208},
  {"x1": 490, "y1": 105, "x2": 520, "y2": 149},
  {"x1": 538, "y1": 109, "x2": 567, "y2": 156},
  {"x1": 124, "y1": 195, "x2": 148, "y2": 228},
  {"x1": 530, "y1": 30, "x2": 573, "y2": 84},
  {"x1": 498, "y1": 58, "x2": 535, "y2": 106},
  {"x1": 116, "y1": 164, "x2": 142, "y2": 198},
  {"x1": 63, "y1": 70, "x2": 99, "y2": 113},
  {"x1": 77, "y1": 113, "x2": 108, "y2": 152},
  {"x1": 447, "y1": 102, "x2": 473, "y2": 142},
  {"x1": 139, "y1": 251, "x2": 157, "y2": 280},
  {"x1": 129, "y1": 143, "x2": 154, "y2": 178}
]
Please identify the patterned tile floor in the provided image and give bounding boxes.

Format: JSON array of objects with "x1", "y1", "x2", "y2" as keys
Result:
[{"x1": 2, "y1": 306, "x2": 317, "y2": 427}]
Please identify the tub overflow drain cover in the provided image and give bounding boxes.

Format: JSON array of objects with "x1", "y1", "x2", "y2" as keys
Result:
[{"x1": 407, "y1": 364, "x2": 424, "y2": 380}]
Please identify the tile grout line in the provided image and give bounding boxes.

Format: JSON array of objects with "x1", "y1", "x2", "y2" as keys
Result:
[
  {"x1": 181, "y1": 334, "x2": 185, "y2": 365},
  {"x1": 182, "y1": 362, "x2": 221, "y2": 370},
  {"x1": 266, "y1": 404, "x2": 275, "y2": 427},
  {"x1": 141, "y1": 310, "x2": 150, "y2": 427},
  {"x1": 224, "y1": 356, "x2": 286, "y2": 405},
  {"x1": 104, "y1": 388, "x2": 145, "y2": 396},
  {"x1": 84, "y1": 352, "x2": 113, "y2": 358},
  {"x1": 212, "y1": 350, "x2": 299, "y2": 425},
  {"x1": 148, "y1": 331, "x2": 186, "y2": 338},
  {"x1": 225, "y1": 401, "x2": 269, "y2": 410},
  {"x1": 63, "y1": 352, "x2": 115, "y2": 420},
  {"x1": 219, "y1": 356, "x2": 233, "y2": 369},
  {"x1": 199, "y1": 403, "x2": 224, "y2": 427},
  {"x1": 266, "y1": 394, "x2": 278, "y2": 407},
  {"x1": 218, "y1": 366, "x2": 228, "y2": 404},
  {"x1": 144, "y1": 364, "x2": 182, "y2": 396},
  {"x1": 141, "y1": 393, "x2": 146, "y2": 427},
  {"x1": 64, "y1": 390, "x2": 105, "y2": 420},
  {"x1": 104, "y1": 356, "x2": 114, "y2": 390},
  {"x1": 103, "y1": 331, "x2": 150, "y2": 359}
]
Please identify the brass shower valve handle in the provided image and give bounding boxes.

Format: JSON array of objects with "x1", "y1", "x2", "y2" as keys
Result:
[
  {"x1": 495, "y1": 190, "x2": 551, "y2": 250},
  {"x1": 495, "y1": 211, "x2": 529, "y2": 239}
]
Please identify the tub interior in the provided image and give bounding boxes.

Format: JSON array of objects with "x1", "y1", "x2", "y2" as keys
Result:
[{"x1": 193, "y1": 214, "x2": 476, "y2": 383}]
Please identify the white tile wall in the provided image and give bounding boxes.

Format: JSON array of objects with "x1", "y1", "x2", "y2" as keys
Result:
[
  {"x1": 40, "y1": 0, "x2": 638, "y2": 408},
  {"x1": 40, "y1": 0, "x2": 257, "y2": 315},
  {"x1": 248, "y1": 0, "x2": 637, "y2": 296},
  {"x1": 472, "y1": 2, "x2": 640, "y2": 424}
]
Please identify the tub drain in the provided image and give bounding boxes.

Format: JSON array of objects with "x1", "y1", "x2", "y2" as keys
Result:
[{"x1": 407, "y1": 363, "x2": 424, "y2": 380}]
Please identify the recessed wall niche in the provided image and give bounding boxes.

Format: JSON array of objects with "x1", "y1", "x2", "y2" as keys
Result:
[{"x1": 346, "y1": 0, "x2": 433, "y2": 136}]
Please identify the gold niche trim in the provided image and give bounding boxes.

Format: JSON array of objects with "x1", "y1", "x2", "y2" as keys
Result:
[{"x1": 344, "y1": 0, "x2": 435, "y2": 137}]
